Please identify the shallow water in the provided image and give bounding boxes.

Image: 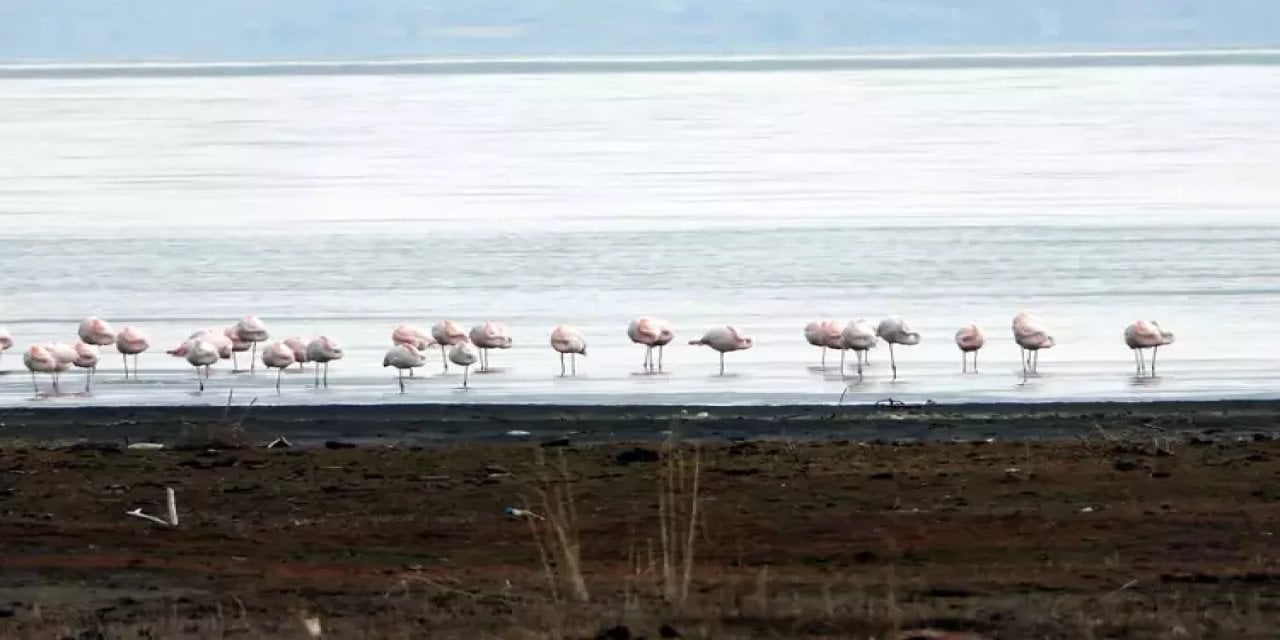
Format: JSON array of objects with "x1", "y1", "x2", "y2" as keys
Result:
[{"x1": 1, "y1": 57, "x2": 1279, "y2": 407}]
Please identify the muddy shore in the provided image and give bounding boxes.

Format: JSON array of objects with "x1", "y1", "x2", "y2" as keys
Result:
[
  {"x1": 1, "y1": 402, "x2": 1279, "y2": 638},
  {"x1": 2, "y1": 398, "x2": 1280, "y2": 447}
]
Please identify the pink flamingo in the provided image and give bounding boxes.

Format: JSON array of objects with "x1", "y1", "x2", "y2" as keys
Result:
[
  {"x1": 222, "y1": 326, "x2": 251, "y2": 371},
  {"x1": 72, "y1": 342, "x2": 99, "y2": 392},
  {"x1": 876, "y1": 316, "x2": 921, "y2": 381},
  {"x1": 283, "y1": 336, "x2": 310, "y2": 370},
  {"x1": 431, "y1": 320, "x2": 468, "y2": 372},
  {"x1": 469, "y1": 322, "x2": 513, "y2": 372},
  {"x1": 306, "y1": 336, "x2": 344, "y2": 388},
  {"x1": 840, "y1": 319, "x2": 878, "y2": 381},
  {"x1": 233, "y1": 316, "x2": 270, "y2": 373},
  {"x1": 549, "y1": 325, "x2": 587, "y2": 376},
  {"x1": 261, "y1": 342, "x2": 296, "y2": 392},
  {"x1": 392, "y1": 325, "x2": 433, "y2": 377},
  {"x1": 628, "y1": 317, "x2": 674, "y2": 372},
  {"x1": 954, "y1": 323, "x2": 986, "y2": 373},
  {"x1": 383, "y1": 344, "x2": 427, "y2": 392},
  {"x1": 1012, "y1": 312, "x2": 1055, "y2": 381},
  {"x1": 77, "y1": 317, "x2": 115, "y2": 347},
  {"x1": 183, "y1": 339, "x2": 220, "y2": 391},
  {"x1": 115, "y1": 326, "x2": 149, "y2": 380},
  {"x1": 24, "y1": 345, "x2": 67, "y2": 394},
  {"x1": 449, "y1": 342, "x2": 481, "y2": 389},
  {"x1": 688, "y1": 326, "x2": 754, "y2": 375},
  {"x1": 804, "y1": 320, "x2": 843, "y2": 368},
  {"x1": 1124, "y1": 320, "x2": 1174, "y2": 377}
]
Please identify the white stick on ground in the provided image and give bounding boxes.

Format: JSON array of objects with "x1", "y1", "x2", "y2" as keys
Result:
[{"x1": 126, "y1": 487, "x2": 178, "y2": 527}]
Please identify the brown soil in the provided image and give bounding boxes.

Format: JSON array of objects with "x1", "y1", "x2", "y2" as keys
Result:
[{"x1": 2, "y1": 426, "x2": 1280, "y2": 638}]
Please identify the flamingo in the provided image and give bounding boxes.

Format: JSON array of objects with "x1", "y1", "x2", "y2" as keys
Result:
[
  {"x1": 392, "y1": 325, "x2": 433, "y2": 377},
  {"x1": 628, "y1": 317, "x2": 674, "y2": 372},
  {"x1": 283, "y1": 336, "x2": 309, "y2": 370},
  {"x1": 549, "y1": 325, "x2": 587, "y2": 376},
  {"x1": 115, "y1": 326, "x2": 149, "y2": 380},
  {"x1": 77, "y1": 317, "x2": 115, "y2": 347},
  {"x1": 383, "y1": 344, "x2": 427, "y2": 392},
  {"x1": 306, "y1": 336, "x2": 344, "y2": 388},
  {"x1": 688, "y1": 326, "x2": 754, "y2": 375},
  {"x1": 261, "y1": 341, "x2": 296, "y2": 392},
  {"x1": 469, "y1": 322, "x2": 513, "y2": 372},
  {"x1": 876, "y1": 316, "x2": 921, "y2": 382},
  {"x1": 804, "y1": 320, "x2": 843, "y2": 368},
  {"x1": 24, "y1": 345, "x2": 67, "y2": 393},
  {"x1": 448, "y1": 342, "x2": 481, "y2": 389},
  {"x1": 839, "y1": 319, "x2": 878, "y2": 381},
  {"x1": 1, "y1": 327, "x2": 15, "y2": 360},
  {"x1": 955, "y1": 323, "x2": 986, "y2": 373},
  {"x1": 431, "y1": 320, "x2": 468, "y2": 372},
  {"x1": 183, "y1": 339, "x2": 220, "y2": 391},
  {"x1": 1124, "y1": 320, "x2": 1174, "y2": 377},
  {"x1": 233, "y1": 316, "x2": 270, "y2": 373},
  {"x1": 72, "y1": 342, "x2": 99, "y2": 392},
  {"x1": 223, "y1": 326, "x2": 252, "y2": 371},
  {"x1": 1012, "y1": 312, "x2": 1055, "y2": 382},
  {"x1": 47, "y1": 342, "x2": 78, "y2": 373}
]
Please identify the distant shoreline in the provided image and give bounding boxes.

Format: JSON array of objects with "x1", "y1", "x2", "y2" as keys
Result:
[{"x1": 3, "y1": 48, "x2": 1280, "y2": 79}]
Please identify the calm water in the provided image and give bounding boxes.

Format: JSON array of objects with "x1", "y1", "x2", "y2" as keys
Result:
[{"x1": 2, "y1": 57, "x2": 1279, "y2": 406}]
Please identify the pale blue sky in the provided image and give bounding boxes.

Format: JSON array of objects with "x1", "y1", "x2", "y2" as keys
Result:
[{"x1": 1, "y1": 1, "x2": 1275, "y2": 61}]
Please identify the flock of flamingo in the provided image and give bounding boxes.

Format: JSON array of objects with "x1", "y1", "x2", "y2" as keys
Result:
[{"x1": 0, "y1": 312, "x2": 1174, "y2": 396}]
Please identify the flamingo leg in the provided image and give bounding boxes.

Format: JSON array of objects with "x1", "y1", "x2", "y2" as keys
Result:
[
  {"x1": 463, "y1": 365, "x2": 470, "y2": 389},
  {"x1": 888, "y1": 343, "x2": 898, "y2": 381},
  {"x1": 1032, "y1": 350, "x2": 1040, "y2": 373},
  {"x1": 645, "y1": 346, "x2": 652, "y2": 371},
  {"x1": 250, "y1": 342, "x2": 257, "y2": 373},
  {"x1": 133, "y1": 354, "x2": 140, "y2": 379},
  {"x1": 197, "y1": 367, "x2": 204, "y2": 392},
  {"x1": 276, "y1": 369, "x2": 283, "y2": 393},
  {"x1": 973, "y1": 350, "x2": 979, "y2": 374},
  {"x1": 857, "y1": 350, "x2": 865, "y2": 382},
  {"x1": 440, "y1": 345, "x2": 449, "y2": 372},
  {"x1": 719, "y1": 352, "x2": 725, "y2": 376},
  {"x1": 315, "y1": 363, "x2": 321, "y2": 387},
  {"x1": 324, "y1": 362, "x2": 330, "y2": 387},
  {"x1": 571, "y1": 353, "x2": 577, "y2": 376},
  {"x1": 560, "y1": 352, "x2": 566, "y2": 377},
  {"x1": 821, "y1": 347, "x2": 827, "y2": 368},
  {"x1": 1151, "y1": 346, "x2": 1159, "y2": 377},
  {"x1": 398, "y1": 369, "x2": 405, "y2": 393},
  {"x1": 962, "y1": 351, "x2": 967, "y2": 374},
  {"x1": 839, "y1": 349, "x2": 846, "y2": 376},
  {"x1": 232, "y1": 352, "x2": 239, "y2": 372},
  {"x1": 1020, "y1": 348, "x2": 1028, "y2": 383},
  {"x1": 122, "y1": 353, "x2": 129, "y2": 380},
  {"x1": 52, "y1": 372, "x2": 60, "y2": 394},
  {"x1": 659, "y1": 345, "x2": 665, "y2": 371},
  {"x1": 85, "y1": 367, "x2": 93, "y2": 393},
  {"x1": 30, "y1": 370, "x2": 38, "y2": 394}
]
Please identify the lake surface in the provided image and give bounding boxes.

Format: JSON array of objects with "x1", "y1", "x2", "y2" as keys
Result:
[{"x1": 1, "y1": 54, "x2": 1279, "y2": 407}]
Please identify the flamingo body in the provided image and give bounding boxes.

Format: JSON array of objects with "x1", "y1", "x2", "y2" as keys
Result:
[
  {"x1": 383, "y1": 344, "x2": 427, "y2": 392},
  {"x1": 550, "y1": 325, "x2": 587, "y2": 376},
  {"x1": 448, "y1": 342, "x2": 481, "y2": 388},
  {"x1": 954, "y1": 323, "x2": 986, "y2": 373},
  {"x1": 431, "y1": 320, "x2": 468, "y2": 371},
  {"x1": 469, "y1": 322, "x2": 513, "y2": 372},
  {"x1": 688, "y1": 325, "x2": 754, "y2": 375},
  {"x1": 1012, "y1": 312, "x2": 1055, "y2": 380},
  {"x1": 876, "y1": 316, "x2": 921, "y2": 381},
  {"x1": 77, "y1": 317, "x2": 116, "y2": 347},
  {"x1": 184, "y1": 339, "x2": 220, "y2": 391},
  {"x1": 261, "y1": 342, "x2": 297, "y2": 392},
  {"x1": 1124, "y1": 320, "x2": 1174, "y2": 377},
  {"x1": 306, "y1": 336, "x2": 344, "y2": 387}
]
